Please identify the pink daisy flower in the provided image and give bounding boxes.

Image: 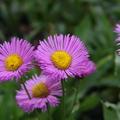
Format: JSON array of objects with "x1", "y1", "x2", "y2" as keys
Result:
[
  {"x1": 0, "y1": 37, "x2": 34, "y2": 82},
  {"x1": 35, "y1": 34, "x2": 95, "y2": 79},
  {"x1": 16, "y1": 74, "x2": 62, "y2": 112},
  {"x1": 114, "y1": 24, "x2": 120, "y2": 41},
  {"x1": 77, "y1": 60, "x2": 96, "y2": 77},
  {"x1": 114, "y1": 24, "x2": 120, "y2": 36},
  {"x1": 114, "y1": 24, "x2": 120, "y2": 54}
]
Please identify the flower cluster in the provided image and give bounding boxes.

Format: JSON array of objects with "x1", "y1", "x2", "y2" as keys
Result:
[{"x1": 0, "y1": 35, "x2": 96, "y2": 113}]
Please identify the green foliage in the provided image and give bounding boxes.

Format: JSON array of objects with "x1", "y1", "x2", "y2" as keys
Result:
[
  {"x1": 103, "y1": 102, "x2": 120, "y2": 120},
  {"x1": 0, "y1": 0, "x2": 120, "y2": 120}
]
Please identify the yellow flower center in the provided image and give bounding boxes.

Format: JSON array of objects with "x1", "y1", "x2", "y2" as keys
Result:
[
  {"x1": 32, "y1": 82, "x2": 49, "y2": 98},
  {"x1": 5, "y1": 54, "x2": 23, "y2": 71},
  {"x1": 51, "y1": 51, "x2": 72, "y2": 70}
]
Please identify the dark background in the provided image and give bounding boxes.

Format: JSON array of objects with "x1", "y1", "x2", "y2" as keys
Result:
[{"x1": 0, "y1": 0, "x2": 120, "y2": 120}]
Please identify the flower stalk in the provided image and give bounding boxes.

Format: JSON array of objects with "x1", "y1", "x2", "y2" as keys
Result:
[
  {"x1": 22, "y1": 82, "x2": 31, "y2": 99},
  {"x1": 61, "y1": 79, "x2": 65, "y2": 120},
  {"x1": 47, "y1": 104, "x2": 52, "y2": 120}
]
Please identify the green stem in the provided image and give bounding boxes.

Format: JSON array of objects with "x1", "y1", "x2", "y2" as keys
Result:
[
  {"x1": 47, "y1": 104, "x2": 52, "y2": 120},
  {"x1": 20, "y1": 73, "x2": 31, "y2": 100},
  {"x1": 22, "y1": 82, "x2": 31, "y2": 99},
  {"x1": 61, "y1": 79, "x2": 65, "y2": 120},
  {"x1": 35, "y1": 110, "x2": 41, "y2": 120},
  {"x1": 71, "y1": 88, "x2": 77, "y2": 113}
]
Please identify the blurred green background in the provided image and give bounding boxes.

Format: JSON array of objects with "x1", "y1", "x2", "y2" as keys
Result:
[{"x1": 0, "y1": 0, "x2": 120, "y2": 120}]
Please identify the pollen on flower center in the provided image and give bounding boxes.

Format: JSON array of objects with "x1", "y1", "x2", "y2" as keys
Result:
[
  {"x1": 32, "y1": 82, "x2": 49, "y2": 98},
  {"x1": 5, "y1": 54, "x2": 23, "y2": 71},
  {"x1": 51, "y1": 51, "x2": 72, "y2": 70}
]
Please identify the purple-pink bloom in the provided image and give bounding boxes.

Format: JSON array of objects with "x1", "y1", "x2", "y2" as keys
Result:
[
  {"x1": 114, "y1": 24, "x2": 120, "y2": 36},
  {"x1": 77, "y1": 60, "x2": 96, "y2": 77},
  {"x1": 16, "y1": 74, "x2": 62, "y2": 112},
  {"x1": 114, "y1": 24, "x2": 120, "y2": 41},
  {"x1": 0, "y1": 37, "x2": 34, "y2": 82},
  {"x1": 34, "y1": 34, "x2": 95, "y2": 79},
  {"x1": 114, "y1": 24, "x2": 120, "y2": 55}
]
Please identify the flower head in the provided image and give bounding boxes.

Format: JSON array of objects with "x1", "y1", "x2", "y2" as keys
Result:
[
  {"x1": 114, "y1": 24, "x2": 120, "y2": 55},
  {"x1": 16, "y1": 74, "x2": 62, "y2": 112},
  {"x1": 35, "y1": 34, "x2": 95, "y2": 79},
  {"x1": 114, "y1": 24, "x2": 120, "y2": 35},
  {"x1": 0, "y1": 37, "x2": 34, "y2": 82},
  {"x1": 77, "y1": 60, "x2": 96, "y2": 77}
]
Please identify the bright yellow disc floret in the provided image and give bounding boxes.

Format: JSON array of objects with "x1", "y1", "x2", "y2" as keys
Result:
[
  {"x1": 51, "y1": 51, "x2": 72, "y2": 70},
  {"x1": 32, "y1": 82, "x2": 49, "y2": 98},
  {"x1": 5, "y1": 54, "x2": 23, "y2": 71}
]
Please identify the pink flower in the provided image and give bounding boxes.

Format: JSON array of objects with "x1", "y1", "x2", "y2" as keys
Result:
[
  {"x1": 77, "y1": 60, "x2": 96, "y2": 77},
  {"x1": 35, "y1": 34, "x2": 95, "y2": 79},
  {"x1": 16, "y1": 74, "x2": 62, "y2": 112},
  {"x1": 0, "y1": 37, "x2": 34, "y2": 82},
  {"x1": 114, "y1": 24, "x2": 120, "y2": 55},
  {"x1": 114, "y1": 24, "x2": 120, "y2": 36}
]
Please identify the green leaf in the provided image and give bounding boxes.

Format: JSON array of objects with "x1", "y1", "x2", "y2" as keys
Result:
[{"x1": 103, "y1": 102, "x2": 120, "y2": 120}]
